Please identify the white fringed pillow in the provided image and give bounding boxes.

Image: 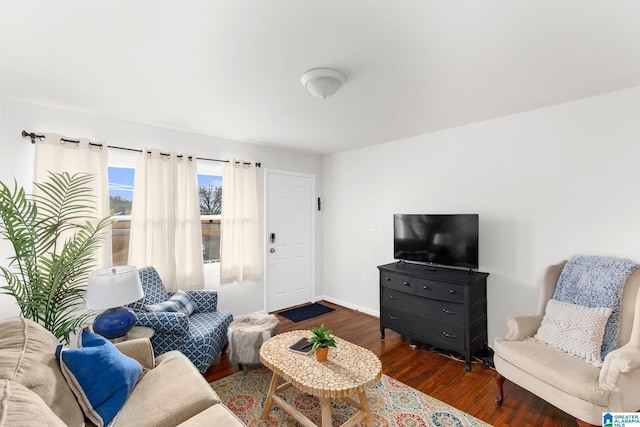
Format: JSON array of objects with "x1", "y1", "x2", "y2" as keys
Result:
[{"x1": 534, "y1": 299, "x2": 612, "y2": 365}]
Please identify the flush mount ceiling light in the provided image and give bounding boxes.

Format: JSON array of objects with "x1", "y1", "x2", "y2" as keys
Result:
[{"x1": 301, "y1": 68, "x2": 346, "y2": 100}]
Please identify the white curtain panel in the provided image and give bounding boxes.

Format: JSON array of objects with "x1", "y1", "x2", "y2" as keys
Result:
[
  {"x1": 220, "y1": 160, "x2": 261, "y2": 284},
  {"x1": 128, "y1": 149, "x2": 204, "y2": 291},
  {"x1": 34, "y1": 134, "x2": 111, "y2": 268},
  {"x1": 174, "y1": 156, "x2": 205, "y2": 289}
]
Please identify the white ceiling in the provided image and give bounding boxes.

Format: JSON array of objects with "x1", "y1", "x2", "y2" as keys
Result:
[{"x1": 1, "y1": 1, "x2": 640, "y2": 155}]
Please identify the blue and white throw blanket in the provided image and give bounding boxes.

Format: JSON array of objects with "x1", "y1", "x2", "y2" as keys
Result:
[{"x1": 553, "y1": 255, "x2": 639, "y2": 358}]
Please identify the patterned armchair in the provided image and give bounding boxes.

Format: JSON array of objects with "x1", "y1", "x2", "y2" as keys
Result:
[{"x1": 128, "y1": 266, "x2": 233, "y2": 373}]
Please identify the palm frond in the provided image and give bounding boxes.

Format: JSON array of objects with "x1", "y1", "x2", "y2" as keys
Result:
[
  {"x1": 35, "y1": 172, "x2": 97, "y2": 221},
  {"x1": 0, "y1": 180, "x2": 38, "y2": 268},
  {"x1": 34, "y1": 172, "x2": 100, "y2": 255}
]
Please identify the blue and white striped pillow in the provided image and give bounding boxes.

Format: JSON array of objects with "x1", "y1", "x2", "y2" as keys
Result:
[{"x1": 145, "y1": 290, "x2": 197, "y2": 316}]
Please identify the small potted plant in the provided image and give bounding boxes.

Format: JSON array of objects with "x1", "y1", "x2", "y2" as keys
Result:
[{"x1": 308, "y1": 324, "x2": 336, "y2": 362}]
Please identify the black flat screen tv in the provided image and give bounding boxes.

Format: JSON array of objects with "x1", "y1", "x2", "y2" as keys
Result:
[{"x1": 393, "y1": 214, "x2": 479, "y2": 269}]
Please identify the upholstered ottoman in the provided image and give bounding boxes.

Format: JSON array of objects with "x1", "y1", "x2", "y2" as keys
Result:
[{"x1": 227, "y1": 314, "x2": 279, "y2": 373}]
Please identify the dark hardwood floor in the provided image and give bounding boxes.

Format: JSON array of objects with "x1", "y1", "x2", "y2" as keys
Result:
[{"x1": 205, "y1": 301, "x2": 577, "y2": 427}]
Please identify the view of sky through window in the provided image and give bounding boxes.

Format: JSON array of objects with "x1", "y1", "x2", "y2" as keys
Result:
[
  {"x1": 108, "y1": 167, "x2": 135, "y2": 201},
  {"x1": 108, "y1": 167, "x2": 222, "y2": 202},
  {"x1": 198, "y1": 174, "x2": 222, "y2": 188}
]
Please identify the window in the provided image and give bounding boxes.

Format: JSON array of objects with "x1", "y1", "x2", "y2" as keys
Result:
[
  {"x1": 107, "y1": 156, "x2": 223, "y2": 266},
  {"x1": 197, "y1": 164, "x2": 223, "y2": 264},
  {"x1": 108, "y1": 166, "x2": 135, "y2": 266}
]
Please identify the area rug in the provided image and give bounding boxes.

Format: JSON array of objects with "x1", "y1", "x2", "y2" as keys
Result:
[
  {"x1": 211, "y1": 368, "x2": 491, "y2": 427},
  {"x1": 277, "y1": 302, "x2": 335, "y2": 322}
]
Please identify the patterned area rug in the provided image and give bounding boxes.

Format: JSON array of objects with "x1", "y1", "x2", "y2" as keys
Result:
[{"x1": 210, "y1": 368, "x2": 492, "y2": 427}]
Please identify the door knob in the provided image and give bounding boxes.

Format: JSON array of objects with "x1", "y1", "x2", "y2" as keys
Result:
[{"x1": 270, "y1": 248, "x2": 276, "y2": 253}]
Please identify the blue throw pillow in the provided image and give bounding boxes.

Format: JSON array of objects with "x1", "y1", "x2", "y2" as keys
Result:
[
  {"x1": 144, "y1": 289, "x2": 198, "y2": 315},
  {"x1": 56, "y1": 329, "x2": 144, "y2": 427}
]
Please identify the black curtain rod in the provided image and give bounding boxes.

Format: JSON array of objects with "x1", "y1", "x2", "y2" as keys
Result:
[
  {"x1": 21, "y1": 130, "x2": 261, "y2": 167},
  {"x1": 21, "y1": 130, "x2": 45, "y2": 143}
]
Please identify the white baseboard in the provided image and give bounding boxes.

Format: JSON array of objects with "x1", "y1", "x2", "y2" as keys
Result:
[{"x1": 314, "y1": 295, "x2": 380, "y2": 318}]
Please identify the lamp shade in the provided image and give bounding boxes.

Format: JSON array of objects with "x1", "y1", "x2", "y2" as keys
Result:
[{"x1": 86, "y1": 266, "x2": 144, "y2": 309}]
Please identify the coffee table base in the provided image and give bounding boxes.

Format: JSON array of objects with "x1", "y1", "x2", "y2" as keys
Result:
[{"x1": 261, "y1": 372, "x2": 373, "y2": 427}]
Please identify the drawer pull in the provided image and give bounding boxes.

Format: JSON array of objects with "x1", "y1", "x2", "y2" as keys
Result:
[
  {"x1": 423, "y1": 285, "x2": 430, "y2": 290},
  {"x1": 442, "y1": 331, "x2": 456, "y2": 339},
  {"x1": 385, "y1": 277, "x2": 391, "y2": 281},
  {"x1": 442, "y1": 308, "x2": 456, "y2": 315},
  {"x1": 449, "y1": 289, "x2": 456, "y2": 294},
  {"x1": 403, "y1": 282, "x2": 410, "y2": 287},
  {"x1": 388, "y1": 295, "x2": 397, "y2": 300},
  {"x1": 388, "y1": 315, "x2": 399, "y2": 320}
]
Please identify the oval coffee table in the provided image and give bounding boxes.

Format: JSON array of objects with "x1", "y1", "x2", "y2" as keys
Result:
[{"x1": 259, "y1": 330, "x2": 382, "y2": 427}]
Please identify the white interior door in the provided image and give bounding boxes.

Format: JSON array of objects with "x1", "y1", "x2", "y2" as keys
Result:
[{"x1": 266, "y1": 170, "x2": 314, "y2": 312}]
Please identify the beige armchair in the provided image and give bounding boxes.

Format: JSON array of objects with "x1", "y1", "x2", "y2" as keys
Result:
[{"x1": 494, "y1": 261, "x2": 640, "y2": 427}]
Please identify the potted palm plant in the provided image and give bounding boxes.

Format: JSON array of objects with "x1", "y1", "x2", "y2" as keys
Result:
[
  {"x1": 308, "y1": 324, "x2": 337, "y2": 362},
  {"x1": 0, "y1": 172, "x2": 111, "y2": 343}
]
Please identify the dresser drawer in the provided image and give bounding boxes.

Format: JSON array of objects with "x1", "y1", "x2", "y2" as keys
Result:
[
  {"x1": 416, "y1": 279, "x2": 464, "y2": 302},
  {"x1": 381, "y1": 308, "x2": 420, "y2": 333},
  {"x1": 419, "y1": 320, "x2": 465, "y2": 349},
  {"x1": 413, "y1": 297, "x2": 464, "y2": 325},
  {"x1": 381, "y1": 287, "x2": 415, "y2": 311},
  {"x1": 382, "y1": 308, "x2": 464, "y2": 350},
  {"x1": 381, "y1": 272, "x2": 416, "y2": 293}
]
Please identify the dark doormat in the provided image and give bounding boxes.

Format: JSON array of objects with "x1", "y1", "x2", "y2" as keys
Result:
[{"x1": 277, "y1": 303, "x2": 335, "y2": 322}]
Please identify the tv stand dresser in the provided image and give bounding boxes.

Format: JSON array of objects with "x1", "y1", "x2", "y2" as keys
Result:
[{"x1": 378, "y1": 262, "x2": 489, "y2": 371}]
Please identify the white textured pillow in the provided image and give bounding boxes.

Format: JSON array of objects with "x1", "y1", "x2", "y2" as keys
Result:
[{"x1": 534, "y1": 299, "x2": 612, "y2": 365}]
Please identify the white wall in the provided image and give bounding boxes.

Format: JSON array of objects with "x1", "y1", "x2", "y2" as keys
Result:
[
  {"x1": 0, "y1": 98, "x2": 323, "y2": 319},
  {"x1": 322, "y1": 86, "x2": 640, "y2": 345}
]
